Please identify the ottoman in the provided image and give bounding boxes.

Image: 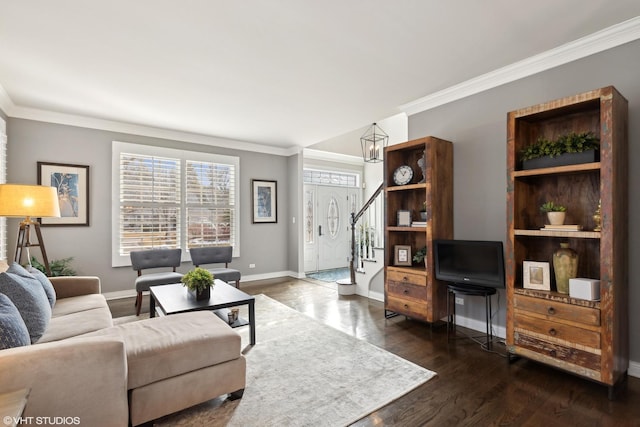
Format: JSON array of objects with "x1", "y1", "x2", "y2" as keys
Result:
[{"x1": 88, "y1": 311, "x2": 246, "y2": 426}]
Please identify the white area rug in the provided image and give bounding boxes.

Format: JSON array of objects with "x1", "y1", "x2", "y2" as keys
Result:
[{"x1": 148, "y1": 294, "x2": 436, "y2": 426}]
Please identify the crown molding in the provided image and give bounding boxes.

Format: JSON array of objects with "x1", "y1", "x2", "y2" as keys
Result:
[
  {"x1": 5, "y1": 101, "x2": 294, "y2": 156},
  {"x1": 400, "y1": 16, "x2": 640, "y2": 116},
  {"x1": 303, "y1": 148, "x2": 364, "y2": 165},
  {"x1": 0, "y1": 84, "x2": 13, "y2": 117}
]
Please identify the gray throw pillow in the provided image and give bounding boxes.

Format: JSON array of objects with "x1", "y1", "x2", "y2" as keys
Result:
[
  {"x1": 27, "y1": 266, "x2": 57, "y2": 308},
  {"x1": 0, "y1": 263, "x2": 52, "y2": 343},
  {"x1": 0, "y1": 293, "x2": 31, "y2": 349}
]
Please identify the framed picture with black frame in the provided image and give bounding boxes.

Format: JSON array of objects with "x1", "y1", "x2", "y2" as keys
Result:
[
  {"x1": 37, "y1": 161, "x2": 90, "y2": 226},
  {"x1": 251, "y1": 179, "x2": 277, "y2": 223}
]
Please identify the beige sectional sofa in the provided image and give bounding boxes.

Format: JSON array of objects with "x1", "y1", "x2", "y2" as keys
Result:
[{"x1": 0, "y1": 273, "x2": 246, "y2": 426}]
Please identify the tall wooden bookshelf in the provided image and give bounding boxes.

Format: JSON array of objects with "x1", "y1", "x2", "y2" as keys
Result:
[
  {"x1": 384, "y1": 136, "x2": 453, "y2": 323},
  {"x1": 506, "y1": 86, "x2": 628, "y2": 397}
]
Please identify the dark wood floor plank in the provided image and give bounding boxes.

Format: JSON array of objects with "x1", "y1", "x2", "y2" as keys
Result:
[{"x1": 107, "y1": 277, "x2": 640, "y2": 426}]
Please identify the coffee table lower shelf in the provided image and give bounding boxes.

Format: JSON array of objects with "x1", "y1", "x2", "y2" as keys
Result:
[{"x1": 150, "y1": 280, "x2": 255, "y2": 345}]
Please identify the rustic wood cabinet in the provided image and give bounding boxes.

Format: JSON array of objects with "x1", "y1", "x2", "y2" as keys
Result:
[
  {"x1": 384, "y1": 136, "x2": 453, "y2": 323},
  {"x1": 506, "y1": 86, "x2": 628, "y2": 397}
]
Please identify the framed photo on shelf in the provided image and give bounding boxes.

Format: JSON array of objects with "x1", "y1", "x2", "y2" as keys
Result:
[
  {"x1": 394, "y1": 245, "x2": 412, "y2": 266},
  {"x1": 397, "y1": 210, "x2": 411, "y2": 227},
  {"x1": 37, "y1": 162, "x2": 90, "y2": 226},
  {"x1": 251, "y1": 179, "x2": 277, "y2": 223},
  {"x1": 523, "y1": 261, "x2": 550, "y2": 291}
]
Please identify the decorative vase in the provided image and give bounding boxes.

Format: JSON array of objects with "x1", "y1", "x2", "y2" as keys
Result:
[
  {"x1": 553, "y1": 242, "x2": 578, "y2": 294},
  {"x1": 420, "y1": 211, "x2": 427, "y2": 221},
  {"x1": 547, "y1": 211, "x2": 566, "y2": 225},
  {"x1": 188, "y1": 286, "x2": 211, "y2": 301}
]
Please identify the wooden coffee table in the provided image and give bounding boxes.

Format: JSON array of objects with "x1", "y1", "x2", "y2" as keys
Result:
[{"x1": 149, "y1": 279, "x2": 255, "y2": 345}]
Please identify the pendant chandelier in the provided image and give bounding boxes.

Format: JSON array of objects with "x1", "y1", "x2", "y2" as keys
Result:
[{"x1": 360, "y1": 123, "x2": 388, "y2": 163}]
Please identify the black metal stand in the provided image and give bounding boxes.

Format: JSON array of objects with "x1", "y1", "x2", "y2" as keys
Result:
[{"x1": 447, "y1": 283, "x2": 496, "y2": 349}]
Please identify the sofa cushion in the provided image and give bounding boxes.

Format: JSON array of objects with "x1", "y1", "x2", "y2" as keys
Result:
[
  {"x1": 51, "y1": 294, "x2": 110, "y2": 318},
  {"x1": 26, "y1": 266, "x2": 57, "y2": 308},
  {"x1": 38, "y1": 306, "x2": 114, "y2": 343},
  {"x1": 84, "y1": 311, "x2": 241, "y2": 389},
  {"x1": 0, "y1": 293, "x2": 31, "y2": 349},
  {"x1": 0, "y1": 263, "x2": 52, "y2": 343}
]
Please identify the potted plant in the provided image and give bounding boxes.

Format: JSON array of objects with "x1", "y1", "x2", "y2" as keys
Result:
[
  {"x1": 420, "y1": 201, "x2": 427, "y2": 221},
  {"x1": 413, "y1": 247, "x2": 427, "y2": 267},
  {"x1": 520, "y1": 131, "x2": 599, "y2": 170},
  {"x1": 181, "y1": 267, "x2": 214, "y2": 301},
  {"x1": 540, "y1": 201, "x2": 566, "y2": 225},
  {"x1": 30, "y1": 256, "x2": 76, "y2": 277}
]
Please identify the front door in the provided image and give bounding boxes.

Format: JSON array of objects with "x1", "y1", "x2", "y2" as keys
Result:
[{"x1": 304, "y1": 185, "x2": 357, "y2": 272}]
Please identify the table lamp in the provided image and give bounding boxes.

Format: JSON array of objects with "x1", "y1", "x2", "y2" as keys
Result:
[{"x1": 0, "y1": 184, "x2": 61, "y2": 276}]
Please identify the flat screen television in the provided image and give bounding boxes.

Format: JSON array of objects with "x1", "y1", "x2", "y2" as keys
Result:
[{"x1": 433, "y1": 239, "x2": 505, "y2": 290}]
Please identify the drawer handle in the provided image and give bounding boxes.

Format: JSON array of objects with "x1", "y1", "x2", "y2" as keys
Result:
[
  {"x1": 547, "y1": 307, "x2": 556, "y2": 315},
  {"x1": 548, "y1": 328, "x2": 557, "y2": 336},
  {"x1": 549, "y1": 350, "x2": 557, "y2": 357},
  {"x1": 403, "y1": 289, "x2": 409, "y2": 294},
  {"x1": 404, "y1": 304, "x2": 409, "y2": 309},
  {"x1": 403, "y1": 276, "x2": 409, "y2": 282}
]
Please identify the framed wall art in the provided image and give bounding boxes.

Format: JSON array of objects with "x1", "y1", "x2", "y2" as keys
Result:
[
  {"x1": 523, "y1": 260, "x2": 550, "y2": 291},
  {"x1": 37, "y1": 162, "x2": 90, "y2": 226},
  {"x1": 396, "y1": 210, "x2": 411, "y2": 227},
  {"x1": 252, "y1": 179, "x2": 277, "y2": 223},
  {"x1": 394, "y1": 245, "x2": 412, "y2": 266}
]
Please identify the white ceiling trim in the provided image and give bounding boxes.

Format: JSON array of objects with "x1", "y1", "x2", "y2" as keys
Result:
[
  {"x1": 303, "y1": 148, "x2": 363, "y2": 166},
  {"x1": 4, "y1": 103, "x2": 293, "y2": 156},
  {"x1": 400, "y1": 16, "x2": 640, "y2": 116}
]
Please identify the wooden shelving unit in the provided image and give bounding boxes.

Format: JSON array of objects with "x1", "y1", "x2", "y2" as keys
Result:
[
  {"x1": 383, "y1": 136, "x2": 453, "y2": 323},
  {"x1": 506, "y1": 86, "x2": 628, "y2": 397}
]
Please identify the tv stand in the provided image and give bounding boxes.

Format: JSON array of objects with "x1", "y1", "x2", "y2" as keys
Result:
[{"x1": 446, "y1": 283, "x2": 497, "y2": 349}]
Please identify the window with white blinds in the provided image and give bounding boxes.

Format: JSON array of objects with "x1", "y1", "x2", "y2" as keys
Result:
[{"x1": 112, "y1": 141, "x2": 239, "y2": 266}]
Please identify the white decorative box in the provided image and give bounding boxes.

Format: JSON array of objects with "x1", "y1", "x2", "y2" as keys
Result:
[{"x1": 569, "y1": 278, "x2": 600, "y2": 301}]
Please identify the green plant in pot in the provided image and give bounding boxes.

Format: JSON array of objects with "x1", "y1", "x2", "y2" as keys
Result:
[
  {"x1": 29, "y1": 256, "x2": 76, "y2": 277},
  {"x1": 540, "y1": 201, "x2": 566, "y2": 225},
  {"x1": 520, "y1": 131, "x2": 599, "y2": 169},
  {"x1": 181, "y1": 267, "x2": 214, "y2": 301},
  {"x1": 413, "y1": 247, "x2": 427, "y2": 267},
  {"x1": 420, "y1": 201, "x2": 427, "y2": 221}
]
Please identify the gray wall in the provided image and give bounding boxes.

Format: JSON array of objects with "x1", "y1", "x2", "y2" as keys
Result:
[
  {"x1": 408, "y1": 39, "x2": 640, "y2": 363},
  {"x1": 6, "y1": 119, "x2": 292, "y2": 293}
]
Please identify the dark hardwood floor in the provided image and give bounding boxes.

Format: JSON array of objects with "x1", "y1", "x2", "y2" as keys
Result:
[{"x1": 108, "y1": 278, "x2": 640, "y2": 426}]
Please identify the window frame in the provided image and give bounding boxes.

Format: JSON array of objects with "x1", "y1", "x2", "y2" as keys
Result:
[{"x1": 111, "y1": 141, "x2": 240, "y2": 267}]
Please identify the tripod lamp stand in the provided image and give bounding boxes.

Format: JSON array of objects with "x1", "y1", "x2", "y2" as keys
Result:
[{"x1": 0, "y1": 184, "x2": 61, "y2": 276}]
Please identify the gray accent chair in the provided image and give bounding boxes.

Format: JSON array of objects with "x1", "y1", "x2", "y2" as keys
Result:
[
  {"x1": 189, "y1": 246, "x2": 241, "y2": 288},
  {"x1": 130, "y1": 248, "x2": 183, "y2": 315}
]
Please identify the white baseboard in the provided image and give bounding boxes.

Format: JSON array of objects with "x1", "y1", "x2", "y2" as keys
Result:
[
  {"x1": 367, "y1": 290, "x2": 384, "y2": 302},
  {"x1": 628, "y1": 361, "x2": 640, "y2": 378}
]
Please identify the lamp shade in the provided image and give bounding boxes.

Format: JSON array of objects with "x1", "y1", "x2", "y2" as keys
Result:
[{"x1": 0, "y1": 184, "x2": 61, "y2": 218}]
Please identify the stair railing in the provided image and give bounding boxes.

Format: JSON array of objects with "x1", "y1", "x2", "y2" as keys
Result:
[{"x1": 349, "y1": 182, "x2": 384, "y2": 285}]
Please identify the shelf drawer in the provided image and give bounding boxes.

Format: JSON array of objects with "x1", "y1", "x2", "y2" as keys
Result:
[
  {"x1": 386, "y1": 281, "x2": 428, "y2": 301},
  {"x1": 514, "y1": 294, "x2": 600, "y2": 326},
  {"x1": 387, "y1": 270, "x2": 426, "y2": 287},
  {"x1": 386, "y1": 295, "x2": 428, "y2": 319},
  {"x1": 514, "y1": 332, "x2": 601, "y2": 372},
  {"x1": 514, "y1": 313, "x2": 601, "y2": 349}
]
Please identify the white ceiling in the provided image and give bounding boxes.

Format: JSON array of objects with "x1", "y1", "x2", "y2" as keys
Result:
[{"x1": 1, "y1": 1, "x2": 640, "y2": 156}]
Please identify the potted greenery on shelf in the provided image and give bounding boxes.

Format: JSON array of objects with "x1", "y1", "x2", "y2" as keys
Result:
[
  {"x1": 520, "y1": 131, "x2": 599, "y2": 170},
  {"x1": 181, "y1": 267, "x2": 214, "y2": 301},
  {"x1": 413, "y1": 247, "x2": 427, "y2": 267},
  {"x1": 540, "y1": 201, "x2": 566, "y2": 225}
]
